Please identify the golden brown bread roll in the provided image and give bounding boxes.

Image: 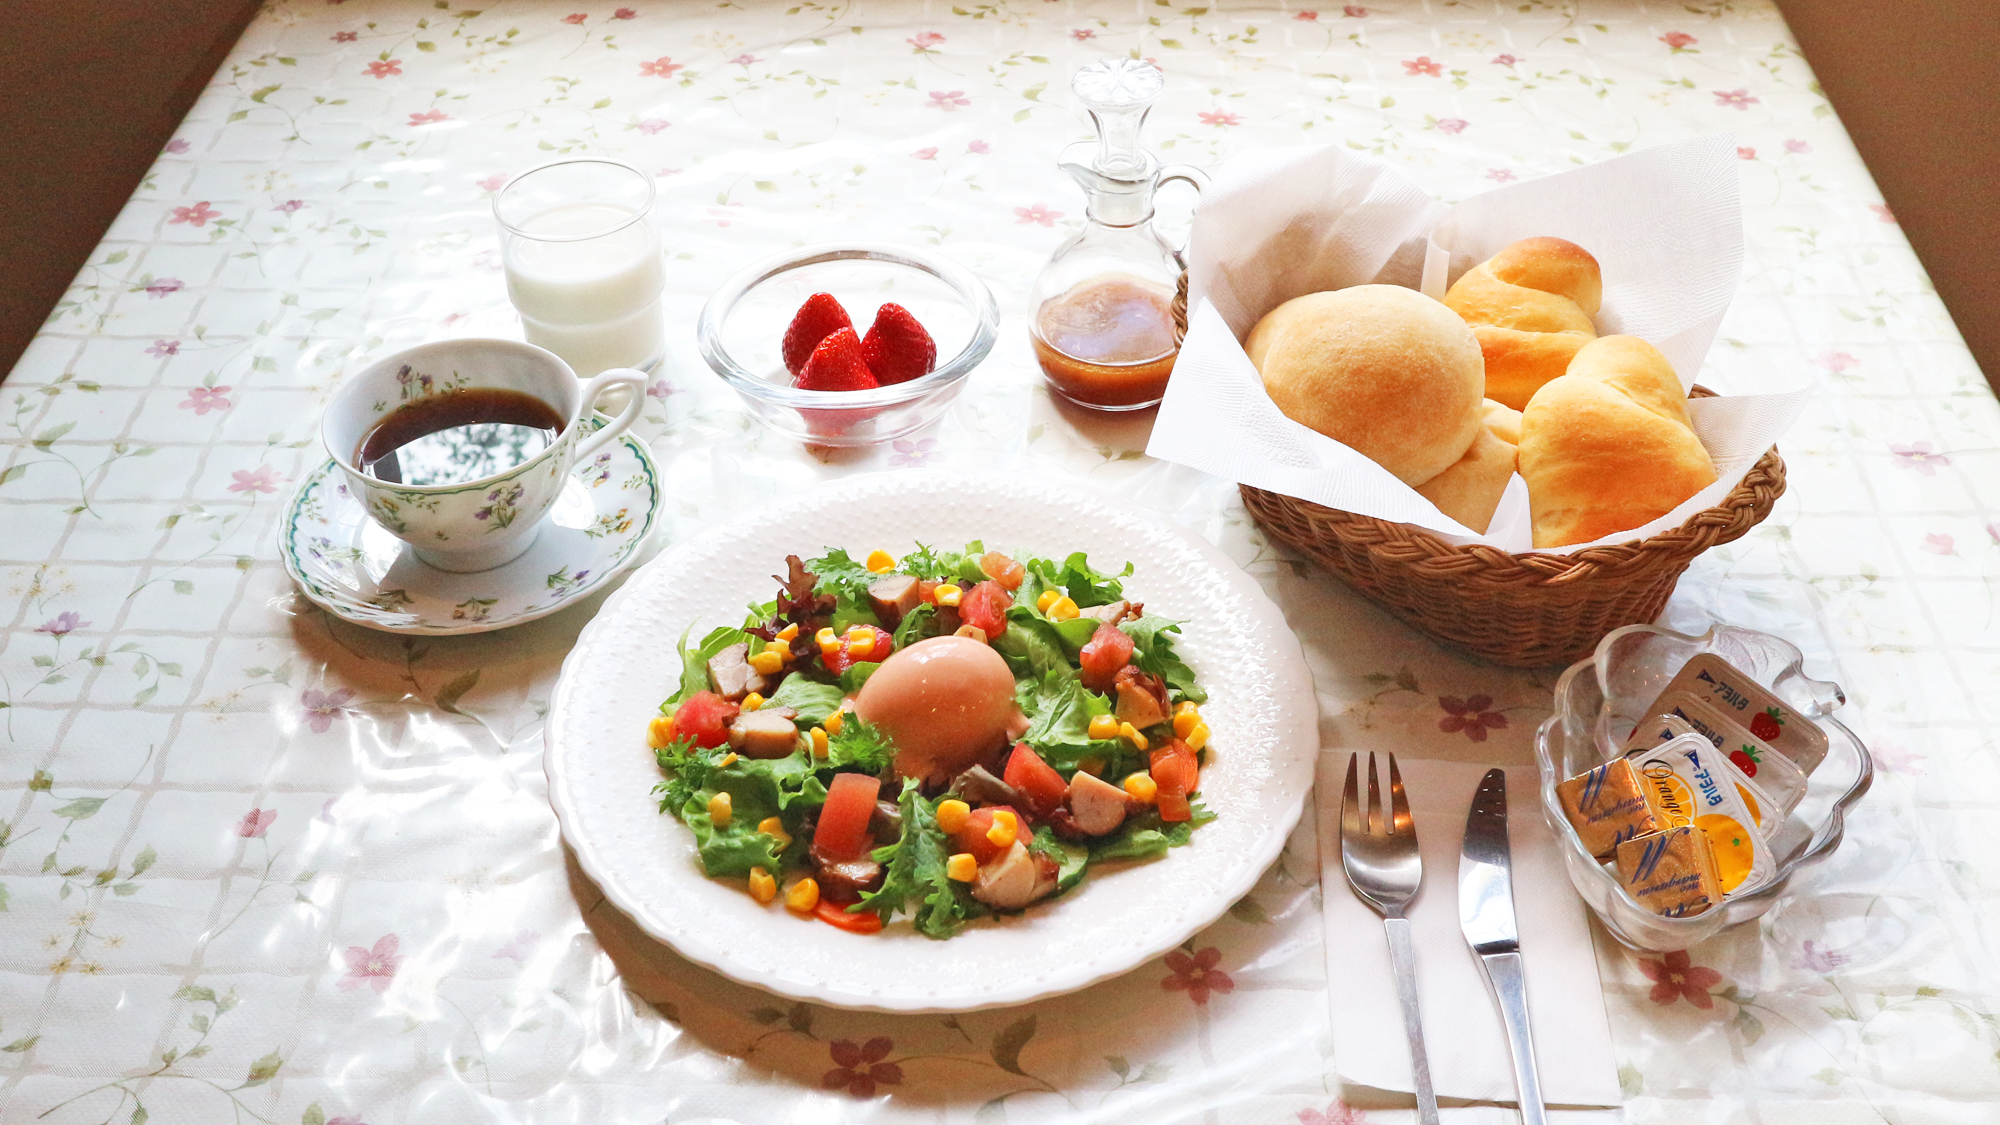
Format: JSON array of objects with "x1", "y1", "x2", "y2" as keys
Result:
[
  {"x1": 1481, "y1": 399, "x2": 1523, "y2": 446},
  {"x1": 1248, "y1": 285, "x2": 1485, "y2": 486},
  {"x1": 1444, "y1": 237, "x2": 1603, "y2": 411},
  {"x1": 1518, "y1": 335, "x2": 1718, "y2": 548},
  {"x1": 1414, "y1": 424, "x2": 1516, "y2": 533}
]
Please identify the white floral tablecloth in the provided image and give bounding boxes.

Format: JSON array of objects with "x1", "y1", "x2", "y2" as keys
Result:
[{"x1": 3, "y1": 1, "x2": 1995, "y2": 1123}]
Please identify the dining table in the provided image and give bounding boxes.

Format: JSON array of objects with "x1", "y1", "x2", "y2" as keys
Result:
[{"x1": 3, "y1": 0, "x2": 1995, "y2": 1122}]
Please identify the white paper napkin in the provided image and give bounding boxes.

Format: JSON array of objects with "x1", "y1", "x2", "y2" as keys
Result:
[
  {"x1": 1149, "y1": 136, "x2": 1809, "y2": 555},
  {"x1": 1316, "y1": 754, "x2": 1622, "y2": 1108}
]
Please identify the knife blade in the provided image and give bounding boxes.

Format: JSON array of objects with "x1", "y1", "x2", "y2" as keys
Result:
[{"x1": 1459, "y1": 767, "x2": 1547, "y2": 1125}]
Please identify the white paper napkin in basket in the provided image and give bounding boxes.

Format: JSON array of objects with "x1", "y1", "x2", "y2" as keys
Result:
[
  {"x1": 1148, "y1": 136, "x2": 1809, "y2": 555},
  {"x1": 1316, "y1": 754, "x2": 1622, "y2": 1108}
]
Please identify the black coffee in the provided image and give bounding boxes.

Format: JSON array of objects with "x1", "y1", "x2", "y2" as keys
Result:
[{"x1": 358, "y1": 388, "x2": 566, "y2": 487}]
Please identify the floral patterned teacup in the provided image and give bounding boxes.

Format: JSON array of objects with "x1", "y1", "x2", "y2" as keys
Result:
[{"x1": 322, "y1": 338, "x2": 646, "y2": 572}]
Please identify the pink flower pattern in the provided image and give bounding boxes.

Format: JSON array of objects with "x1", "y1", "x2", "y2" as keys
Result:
[
  {"x1": 729, "y1": 54, "x2": 758, "y2": 65},
  {"x1": 1492, "y1": 53, "x2": 1519, "y2": 66},
  {"x1": 237, "y1": 808, "x2": 278, "y2": 838},
  {"x1": 180, "y1": 386, "x2": 232, "y2": 415},
  {"x1": 926, "y1": 90, "x2": 970, "y2": 111},
  {"x1": 646, "y1": 378, "x2": 680, "y2": 400},
  {"x1": 613, "y1": 8, "x2": 636, "y2": 18},
  {"x1": 1436, "y1": 117, "x2": 1467, "y2": 134},
  {"x1": 1785, "y1": 139, "x2": 1811, "y2": 153},
  {"x1": 476, "y1": 173, "x2": 508, "y2": 193},
  {"x1": 1889, "y1": 441, "x2": 1949, "y2": 475},
  {"x1": 1921, "y1": 533, "x2": 1955, "y2": 556},
  {"x1": 1299, "y1": 1100, "x2": 1372, "y2": 1125},
  {"x1": 560, "y1": 12, "x2": 587, "y2": 24},
  {"x1": 638, "y1": 117, "x2": 670, "y2": 134},
  {"x1": 274, "y1": 199, "x2": 306, "y2": 213},
  {"x1": 823, "y1": 1037, "x2": 903, "y2": 1097},
  {"x1": 1438, "y1": 695, "x2": 1507, "y2": 741},
  {"x1": 1660, "y1": 31, "x2": 1696, "y2": 50},
  {"x1": 37, "y1": 612, "x2": 86, "y2": 637},
  {"x1": 1487, "y1": 168, "x2": 1517, "y2": 182},
  {"x1": 1871, "y1": 740, "x2": 1929, "y2": 777},
  {"x1": 639, "y1": 57, "x2": 684, "y2": 78},
  {"x1": 1071, "y1": 28, "x2": 1096, "y2": 40},
  {"x1": 1795, "y1": 940, "x2": 1852, "y2": 973},
  {"x1": 339, "y1": 934, "x2": 401, "y2": 992},
  {"x1": 967, "y1": 139, "x2": 991, "y2": 154},
  {"x1": 908, "y1": 31, "x2": 945, "y2": 49},
  {"x1": 301, "y1": 687, "x2": 356, "y2": 733},
  {"x1": 164, "y1": 138, "x2": 192, "y2": 154},
  {"x1": 890, "y1": 437, "x2": 940, "y2": 467},
  {"x1": 1639, "y1": 950, "x2": 1723, "y2": 1008},
  {"x1": 1403, "y1": 56, "x2": 1442, "y2": 77},
  {"x1": 1199, "y1": 110, "x2": 1244, "y2": 127},
  {"x1": 1871, "y1": 203, "x2": 1896, "y2": 225},
  {"x1": 911, "y1": 147, "x2": 938, "y2": 160},
  {"x1": 1714, "y1": 88, "x2": 1758, "y2": 110},
  {"x1": 1294, "y1": 10, "x2": 1318, "y2": 20},
  {"x1": 1813, "y1": 350, "x2": 1859, "y2": 373},
  {"x1": 1344, "y1": 4, "x2": 1366, "y2": 14},
  {"x1": 147, "y1": 339, "x2": 180, "y2": 357},
  {"x1": 1738, "y1": 146, "x2": 1756, "y2": 160},
  {"x1": 1162, "y1": 946, "x2": 1234, "y2": 1004},
  {"x1": 145, "y1": 278, "x2": 185, "y2": 297},
  {"x1": 1014, "y1": 203, "x2": 1062, "y2": 226},
  {"x1": 408, "y1": 109, "x2": 448, "y2": 126},
  {"x1": 169, "y1": 201, "x2": 221, "y2": 227},
  {"x1": 332, "y1": 30, "x2": 357, "y2": 42},
  {"x1": 364, "y1": 59, "x2": 401, "y2": 78},
  {"x1": 229, "y1": 466, "x2": 281, "y2": 494}
]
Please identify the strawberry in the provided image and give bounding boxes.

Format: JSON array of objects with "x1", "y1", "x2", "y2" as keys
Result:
[
  {"x1": 1750, "y1": 707, "x2": 1783, "y2": 741},
  {"x1": 860, "y1": 302, "x2": 937, "y2": 385},
  {"x1": 1730, "y1": 745, "x2": 1760, "y2": 778},
  {"x1": 795, "y1": 327, "x2": 879, "y2": 392},
  {"x1": 782, "y1": 293, "x2": 854, "y2": 377}
]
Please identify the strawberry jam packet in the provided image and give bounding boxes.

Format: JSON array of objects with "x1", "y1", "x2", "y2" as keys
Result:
[
  {"x1": 1622, "y1": 692, "x2": 1808, "y2": 821},
  {"x1": 1657, "y1": 652, "x2": 1830, "y2": 775}
]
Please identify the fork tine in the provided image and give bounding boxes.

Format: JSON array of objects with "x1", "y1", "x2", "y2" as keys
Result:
[
  {"x1": 1340, "y1": 753, "x2": 1361, "y2": 838},
  {"x1": 1366, "y1": 752, "x2": 1383, "y2": 836},
  {"x1": 1388, "y1": 753, "x2": 1415, "y2": 837}
]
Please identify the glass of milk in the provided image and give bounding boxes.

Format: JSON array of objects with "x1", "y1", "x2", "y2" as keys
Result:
[{"x1": 494, "y1": 159, "x2": 665, "y2": 377}]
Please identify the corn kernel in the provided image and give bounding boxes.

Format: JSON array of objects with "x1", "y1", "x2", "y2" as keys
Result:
[
  {"x1": 748, "y1": 867, "x2": 777, "y2": 903},
  {"x1": 933, "y1": 583, "x2": 962, "y2": 607},
  {"x1": 707, "y1": 791, "x2": 733, "y2": 828},
  {"x1": 1184, "y1": 722, "x2": 1211, "y2": 752},
  {"x1": 775, "y1": 622, "x2": 799, "y2": 642},
  {"x1": 844, "y1": 627, "x2": 877, "y2": 659},
  {"x1": 811, "y1": 727, "x2": 830, "y2": 757},
  {"x1": 816, "y1": 627, "x2": 840, "y2": 654},
  {"x1": 647, "y1": 715, "x2": 677, "y2": 749},
  {"x1": 935, "y1": 798, "x2": 971, "y2": 834},
  {"x1": 1173, "y1": 707, "x2": 1202, "y2": 738},
  {"x1": 946, "y1": 853, "x2": 978, "y2": 882},
  {"x1": 866, "y1": 549, "x2": 895, "y2": 573},
  {"x1": 741, "y1": 692, "x2": 765, "y2": 712},
  {"x1": 1087, "y1": 714, "x2": 1121, "y2": 741},
  {"x1": 1124, "y1": 773, "x2": 1159, "y2": 803},
  {"x1": 1047, "y1": 596, "x2": 1079, "y2": 622},
  {"x1": 986, "y1": 809, "x2": 1018, "y2": 849},
  {"x1": 719, "y1": 752, "x2": 738, "y2": 768},
  {"x1": 757, "y1": 816, "x2": 792, "y2": 851},
  {"x1": 825, "y1": 709, "x2": 845, "y2": 735},
  {"x1": 784, "y1": 877, "x2": 820, "y2": 914},
  {"x1": 1119, "y1": 721, "x2": 1150, "y2": 752},
  {"x1": 748, "y1": 649, "x2": 786, "y2": 675},
  {"x1": 1036, "y1": 589, "x2": 1061, "y2": 612}
]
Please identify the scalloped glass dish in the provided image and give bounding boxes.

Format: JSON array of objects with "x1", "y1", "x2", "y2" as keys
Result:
[
  {"x1": 542, "y1": 472, "x2": 1319, "y2": 1011},
  {"x1": 1534, "y1": 623, "x2": 1873, "y2": 952},
  {"x1": 695, "y1": 243, "x2": 999, "y2": 447}
]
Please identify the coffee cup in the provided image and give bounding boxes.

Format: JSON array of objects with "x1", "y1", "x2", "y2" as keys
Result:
[{"x1": 321, "y1": 339, "x2": 646, "y2": 573}]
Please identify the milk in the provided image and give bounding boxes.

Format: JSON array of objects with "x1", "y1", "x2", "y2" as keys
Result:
[{"x1": 503, "y1": 202, "x2": 665, "y2": 376}]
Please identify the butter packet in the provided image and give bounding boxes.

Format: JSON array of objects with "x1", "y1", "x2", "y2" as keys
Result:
[
  {"x1": 1623, "y1": 692, "x2": 1808, "y2": 820},
  {"x1": 1616, "y1": 826, "x2": 1724, "y2": 918},
  {"x1": 1661, "y1": 652, "x2": 1828, "y2": 774},
  {"x1": 1629, "y1": 735, "x2": 1775, "y2": 897},
  {"x1": 1556, "y1": 757, "x2": 1663, "y2": 858}
]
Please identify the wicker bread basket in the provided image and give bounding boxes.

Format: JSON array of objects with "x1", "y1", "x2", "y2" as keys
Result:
[{"x1": 1169, "y1": 272, "x2": 1787, "y2": 668}]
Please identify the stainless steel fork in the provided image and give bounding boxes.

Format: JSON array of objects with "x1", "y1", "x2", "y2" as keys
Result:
[{"x1": 1339, "y1": 751, "x2": 1440, "y2": 1125}]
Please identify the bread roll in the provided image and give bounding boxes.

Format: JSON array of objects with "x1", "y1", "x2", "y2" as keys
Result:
[
  {"x1": 1445, "y1": 237, "x2": 1602, "y2": 411},
  {"x1": 1249, "y1": 285, "x2": 1485, "y2": 486},
  {"x1": 1518, "y1": 335, "x2": 1717, "y2": 548},
  {"x1": 1481, "y1": 399, "x2": 1523, "y2": 446},
  {"x1": 1415, "y1": 424, "x2": 1516, "y2": 533}
]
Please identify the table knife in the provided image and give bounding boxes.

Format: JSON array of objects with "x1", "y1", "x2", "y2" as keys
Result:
[{"x1": 1459, "y1": 767, "x2": 1548, "y2": 1125}]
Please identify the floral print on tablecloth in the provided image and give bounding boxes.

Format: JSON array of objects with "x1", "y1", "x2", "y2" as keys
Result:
[{"x1": 1, "y1": 1, "x2": 1996, "y2": 1122}]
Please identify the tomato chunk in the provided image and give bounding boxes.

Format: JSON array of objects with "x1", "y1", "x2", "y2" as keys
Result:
[
  {"x1": 814, "y1": 773, "x2": 882, "y2": 859},
  {"x1": 960, "y1": 581, "x2": 1012, "y2": 639},
  {"x1": 813, "y1": 898, "x2": 886, "y2": 934},
  {"x1": 979, "y1": 552, "x2": 1026, "y2": 591},
  {"x1": 1150, "y1": 739, "x2": 1199, "y2": 823},
  {"x1": 951, "y1": 804, "x2": 1018, "y2": 864},
  {"x1": 1078, "y1": 622, "x2": 1135, "y2": 693},
  {"x1": 1003, "y1": 743, "x2": 1068, "y2": 815},
  {"x1": 823, "y1": 625, "x2": 894, "y2": 676},
  {"x1": 673, "y1": 691, "x2": 740, "y2": 749}
]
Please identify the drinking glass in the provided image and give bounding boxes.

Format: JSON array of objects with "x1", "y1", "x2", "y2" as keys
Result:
[{"x1": 494, "y1": 159, "x2": 666, "y2": 377}]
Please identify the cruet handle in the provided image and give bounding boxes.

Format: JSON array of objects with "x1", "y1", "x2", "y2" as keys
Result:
[{"x1": 1156, "y1": 164, "x2": 1210, "y2": 265}]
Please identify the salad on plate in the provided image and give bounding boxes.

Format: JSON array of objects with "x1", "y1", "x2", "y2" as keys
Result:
[{"x1": 647, "y1": 541, "x2": 1214, "y2": 939}]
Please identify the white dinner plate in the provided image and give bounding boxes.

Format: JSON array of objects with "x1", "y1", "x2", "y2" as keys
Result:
[{"x1": 543, "y1": 471, "x2": 1318, "y2": 1012}]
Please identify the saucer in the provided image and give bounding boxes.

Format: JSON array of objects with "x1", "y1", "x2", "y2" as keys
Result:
[{"x1": 280, "y1": 430, "x2": 660, "y2": 635}]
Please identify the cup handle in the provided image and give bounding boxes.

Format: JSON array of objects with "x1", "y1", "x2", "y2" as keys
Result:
[{"x1": 572, "y1": 367, "x2": 649, "y2": 462}]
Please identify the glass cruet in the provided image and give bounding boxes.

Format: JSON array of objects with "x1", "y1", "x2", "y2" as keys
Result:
[{"x1": 1028, "y1": 59, "x2": 1209, "y2": 412}]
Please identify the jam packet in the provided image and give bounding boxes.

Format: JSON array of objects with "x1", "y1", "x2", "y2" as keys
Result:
[
  {"x1": 1628, "y1": 735, "x2": 1775, "y2": 897},
  {"x1": 1623, "y1": 692, "x2": 1808, "y2": 820},
  {"x1": 1556, "y1": 757, "x2": 1664, "y2": 858},
  {"x1": 1661, "y1": 652, "x2": 1828, "y2": 774},
  {"x1": 1615, "y1": 825, "x2": 1723, "y2": 919}
]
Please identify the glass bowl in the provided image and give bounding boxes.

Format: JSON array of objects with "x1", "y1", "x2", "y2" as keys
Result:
[
  {"x1": 1534, "y1": 623, "x2": 1874, "y2": 952},
  {"x1": 695, "y1": 243, "x2": 1000, "y2": 447}
]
